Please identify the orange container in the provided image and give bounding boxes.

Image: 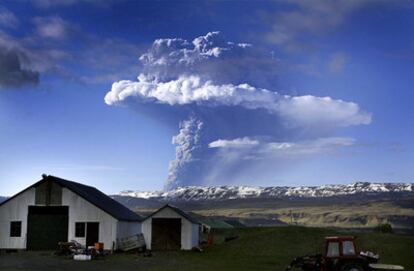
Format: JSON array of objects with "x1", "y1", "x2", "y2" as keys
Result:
[{"x1": 95, "y1": 242, "x2": 104, "y2": 251}]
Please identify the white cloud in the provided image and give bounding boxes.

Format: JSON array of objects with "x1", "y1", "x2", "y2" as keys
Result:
[
  {"x1": 105, "y1": 75, "x2": 371, "y2": 128},
  {"x1": 266, "y1": 137, "x2": 355, "y2": 155},
  {"x1": 328, "y1": 52, "x2": 347, "y2": 73},
  {"x1": 32, "y1": 0, "x2": 79, "y2": 7},
  {"x1": 0, "y1": 29, "x2": 69, "y2": 74},
  {"x1": 210, "y1": 136, "x2": 355, "y2": 157},
  {"x1": 75, "y1": 37, "x2": 144, "y2": 84},
  {"x1": 0, "y1": 16, "x2": 144, "y2": 87},
  {"x1": 209, "y1": 137, "x2": 259, "y2": 148},
  {"x1": 264, "y1": 0, "x2": 402, "y2": 49},
  {"x1": 0, "y1": 7, "x2": 18, "y2": 28},
  {"x1": 277, "y1": 95, "x2": 370, "y2": 127},
  {"x1": 0, "y1": 45, "x2": 39, "y2": 89},
  {"x1": 33, "y1": 16, "x2": 72, "y2": 40},
  {"x1": 137, "y1": 31, "x2": 277, "y2": 87},
  {"x1": 140, "y1": 31, "x2": 251, "y2": 68},
  {"x1": 266, "y1": 1, "x2": 349, "y2": 45},
  {"x1": 203, "y1": 136, "x2": 356, "y2": 185},
  {"x1": 104, "y1": 31, "x2": 373, "y2": 189},
  {"x1": 31, "y1": 0, "x2": 112, "y2": 8}
]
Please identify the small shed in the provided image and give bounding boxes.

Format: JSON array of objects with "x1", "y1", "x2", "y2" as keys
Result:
[
  {"x1": 0, "y1": 175, "x2": 142, "y2": 250},
  {"x1": 142, "y1": 204, "x2": 199, "y2": 250}
]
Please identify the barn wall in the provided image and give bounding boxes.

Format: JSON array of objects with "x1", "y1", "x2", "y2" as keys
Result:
[
  {"x1": 35, "y1": 181, "x2": 62, "y2": 205},
  {"x1": 142, "y1": 218, "x2": 152, "y2": 249},
  {"x1": 0, "y1": 188, "x2": 35, "y2": 249},
  {"x1": 141, "y1": 207, "x2": 199, "y2": 250},
  {"x1": 181, "y1": 217, "x2": 194, "y2": 250},
  {"x1": 62, "y1": 188, "x2": 118, "y2": 250},
  {"x1": 191, "y1": 223, "x2": 199, "y2": 248},
  {"x1": 117, "y1": 221, "x2": 141, "y2": 239}
]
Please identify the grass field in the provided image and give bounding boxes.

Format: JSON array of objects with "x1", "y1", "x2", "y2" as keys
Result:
[
  {"x1": 0, "y1": 226, "x2": 413, "y2": 271},
  {"x1": 193, "y1": 201, "x2": 414, "y2": 228}
]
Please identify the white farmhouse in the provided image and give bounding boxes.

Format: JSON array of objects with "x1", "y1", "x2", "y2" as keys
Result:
[
  {"x1": 0, "y1": 175, "x2": 142, "y2": 250},
  {"x1": 142, "y1": 204, "x2": 199, "y2": 250}
]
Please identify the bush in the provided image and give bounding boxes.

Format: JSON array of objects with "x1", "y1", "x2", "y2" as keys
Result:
[{"x1": 375, "y1": 223, "x2": 393, "y2": 233}]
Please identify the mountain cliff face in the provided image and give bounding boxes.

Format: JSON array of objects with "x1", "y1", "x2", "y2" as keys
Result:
[
  {"x1": 119, "y1": 182, "x2": 414, "y2": 202},
  {"x1": 114, "y1": 182, "x2": 414, "y2": 229}
]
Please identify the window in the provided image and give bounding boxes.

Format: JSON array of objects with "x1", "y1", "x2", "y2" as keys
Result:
[
  {"x1": 75, "y1": 222, "x2": 86, "y2": 237},
  {"x1": 343, "y1": 240, "x2": 356, "y2": 256},
  {"x1": 327, "y1": 242, "x2": 340, "y2": 257},
  {"x1": 10, "y1": 221, "x2": 21, "y2": 237}
]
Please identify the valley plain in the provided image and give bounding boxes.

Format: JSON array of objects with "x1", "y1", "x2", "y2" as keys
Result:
[
  {"x1": 1, "y1": 227, "x2": 413, "y2": 271},
  {"x1": 114, "y1": 182, "x2": 414, "y2": 230}
]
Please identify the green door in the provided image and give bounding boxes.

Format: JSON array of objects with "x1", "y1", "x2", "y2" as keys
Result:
[{"x1": 27, "y1": 206, "x2": 68, "y2": 250}]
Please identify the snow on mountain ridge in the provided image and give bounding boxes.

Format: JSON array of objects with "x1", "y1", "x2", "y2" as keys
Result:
[{"x1": 118, "y1": 182, "x2": 414, "y2": 201}]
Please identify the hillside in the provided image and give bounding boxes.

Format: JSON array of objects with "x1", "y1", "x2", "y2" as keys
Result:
[
  {"x1": 113, "y1": 182, "x2": 414, "y2": 229},
  {"x1": 193, "y1": 200, "x2": 414, "y2": 229},
  {"x1": 119, "y1": 182, "x2": 413, "y2": 201}
]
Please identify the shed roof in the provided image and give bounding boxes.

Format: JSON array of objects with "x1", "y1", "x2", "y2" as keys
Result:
[
  {"x1": 198, "y1": 217, "x2": 234, "y2": 229},
  {"x1": 0, "y1": 175, "x2": 142, "y2": 222},
  {"x1": 144, "y1": 204, "x2": 199, "y2": 224}
]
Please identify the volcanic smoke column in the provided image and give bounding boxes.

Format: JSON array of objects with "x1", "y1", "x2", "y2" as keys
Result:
[
  {"x1": 165, "y1": 117, "x2": 203, "y2": 190},
  {"x1": 104, "y1": 32, "x2": 372, "y2": 191}
]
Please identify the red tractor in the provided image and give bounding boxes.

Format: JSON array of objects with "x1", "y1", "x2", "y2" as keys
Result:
[{"x1": 285, "y1": 236, "x2": 404, "y2": 271}]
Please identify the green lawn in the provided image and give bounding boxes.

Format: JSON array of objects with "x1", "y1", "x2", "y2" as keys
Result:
[
  {"x1": 1, "y1": 226, "x2": 413, "y2": 271},
  {"x1": 174, "y1": 226, "x2": 414, "y2": 271},
  {"x1": 194, "y1": 201, "x2": 414, "y2": 228}
]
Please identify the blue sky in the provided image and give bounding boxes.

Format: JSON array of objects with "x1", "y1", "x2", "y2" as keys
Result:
[{"x1": 0, "y1": 0, "x2": 414, "y2": 196}]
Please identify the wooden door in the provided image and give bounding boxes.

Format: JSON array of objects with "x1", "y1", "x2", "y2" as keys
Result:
[
  {"x1": 27, "y1": 206, "x2": 68, "y2": 250},
  {"x1": 151, "y1": 218, "x2": 181, "y2": 250},
  {"x1": 86, "y1": 222, "x2": 99, "y2": 247}
]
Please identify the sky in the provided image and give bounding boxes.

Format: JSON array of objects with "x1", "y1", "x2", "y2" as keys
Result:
[{"x1": 1, "y1": 0, "x2": 414, "y2": 196}]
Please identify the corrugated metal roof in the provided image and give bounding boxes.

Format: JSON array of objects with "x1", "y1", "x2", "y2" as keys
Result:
[
  {"x1": 144, "y1": 204, "x2": 199, "y2": 224},
  {"x1": 0, "y1": 175, "x2": 142, "y2": 222}
]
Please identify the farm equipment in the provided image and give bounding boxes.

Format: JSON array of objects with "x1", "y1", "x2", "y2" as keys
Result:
[{"x1": 285, "y1": 236, "x2": 404, "y2": 271}]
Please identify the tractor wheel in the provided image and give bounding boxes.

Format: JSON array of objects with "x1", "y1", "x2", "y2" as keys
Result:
[{"x1": 340, "y1": 263, "x2": 365, "y2": 271}]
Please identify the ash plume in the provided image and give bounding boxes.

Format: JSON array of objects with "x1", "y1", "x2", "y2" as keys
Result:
[
  {"x1": 165, "y1": 116, "x2": 203, "y2": 190},
  {"x1": 105, "y1": 32, "x2": 372, "y2": 190}
]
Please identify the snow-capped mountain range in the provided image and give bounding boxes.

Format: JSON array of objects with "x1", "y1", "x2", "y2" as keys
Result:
[{"x1": 119, "y1": 182, "x2": 414, "y2": 202}]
